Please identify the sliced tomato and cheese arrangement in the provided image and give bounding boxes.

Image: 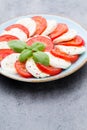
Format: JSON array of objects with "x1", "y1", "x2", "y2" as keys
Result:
[{"x1": 0, "y1": 15, "x2": 86, "y2": 79}]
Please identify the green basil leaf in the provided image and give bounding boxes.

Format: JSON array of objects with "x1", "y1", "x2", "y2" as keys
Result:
[
  {"x1": 26, "y1": 45, "x2": 32, "y2": 50},
  {"x1": 33, "y1": 51, "x2": 49, "y2": 66},
  {"x1": 19, "y1": 49, "x2": 32, "y2": 62},
  {"x1": 8, "y1": 40, "x2": 27, "y2": 53},
  {"x1": 31, "y1": 42, "x2": 45, "y2": 51}
]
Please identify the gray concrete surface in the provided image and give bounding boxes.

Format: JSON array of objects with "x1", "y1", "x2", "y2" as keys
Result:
[{"x1": 0, "y1": 0, "x2": 87, "y2": 130}]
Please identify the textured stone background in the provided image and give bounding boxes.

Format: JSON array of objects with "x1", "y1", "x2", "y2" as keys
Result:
[{"x1": 0, "y1": 0, "x2": 87, "y2": 130}]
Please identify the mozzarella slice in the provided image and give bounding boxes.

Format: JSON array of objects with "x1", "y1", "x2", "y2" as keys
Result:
[
  {"x1": 53, "y1": 29, "x2": 77, "y2": 44},
  {"x1": 26, "y1": 58, "x2": 49, "y2": 78},
  {"x1": 0, "y1": 41, "x2": 10, "y2": 49},
  {"x1": 16, "y1": 18, "x2": 36, "y2": 36},
  {"x1": 46, "y1": 52, "x2": 71, "y2": 69},
  {"x1": 2, "y1": 28, "x2": 27, "y2": 41},
  {"x1": 41, "y1": 20, "x2": 57, "y2": 36},
  {"x1": 1, "y1": 53, "x2": 20, "y2": 74},
  {"x1": 56, "y1": 45, "x2": 86, "y2": 55}
]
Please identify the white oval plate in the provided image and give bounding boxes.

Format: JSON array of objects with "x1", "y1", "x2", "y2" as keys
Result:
[{"x1": 0, "y1": 14, "x2": 87, "y2": 82}]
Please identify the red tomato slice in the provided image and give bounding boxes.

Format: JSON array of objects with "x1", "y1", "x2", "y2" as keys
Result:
[
  {"x1": 27, "y1": 35, "x2": 53, "y2": 51},
  {"x1": 32, "y1": 16, "x2": 47, "y2": 35},
  {"x1": 49, "y1": 23, "x2": 68, "y2": 40},
  {"x1": 5, "y1": 24, "x2": 29, "y2": 38},
  {"x1": 0, "y1": 49, "x2": 14, "y2": 61},
  {"x1": 15, "y1": 60, "x2": 32, "y2": 78},
  {"x1": 36, "y1": 63, "x2": 62, "y2": 76},
  {"x1": 51, "y1": 48, "x2": 79, "y2": 63},
  {"x1": 58, "y1": 35, "x2": 85, "y2": 46},
  {"x1": 0, "y1": 34, "x2": 19, "y2": 42}
]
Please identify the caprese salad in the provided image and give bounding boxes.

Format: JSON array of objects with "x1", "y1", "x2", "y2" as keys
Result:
[{"x1": 0, "y1": 16, "x2": 86, "y2": 78}]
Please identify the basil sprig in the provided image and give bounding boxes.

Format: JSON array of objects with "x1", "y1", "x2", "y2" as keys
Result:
[{"x1": 8, "y1": 40, "x2": 49, "y2": 66}]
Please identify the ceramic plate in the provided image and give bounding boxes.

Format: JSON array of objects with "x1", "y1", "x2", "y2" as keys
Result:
[{"x1": 0, "y1": 14, "x2": 87, "y2": 82}]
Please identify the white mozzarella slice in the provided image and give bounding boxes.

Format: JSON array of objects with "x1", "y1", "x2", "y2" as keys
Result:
[
  {"x1": 2, "y1": 28, "x2": 27, "y2": 41},
  {"x1": 53, "y1": 29, "x2": 77, "y2": 43},
  {"x1": 26, "y1": 58, "x2": 49, "y2": 78},
  {"x1": 45, "y1": 52, "x2": 71, "y2": 69},
  {"x1": 56, "y1": 45, "x2": 86, "y2": 55},
  {"x1": 41, "y1": 20, "x2": 57, "y2": 36},
  {"x1": 0, "y1": 41, "x2": 10, "y2": 49},
  {"x1": 1, "y1": 53, "x2": 20, "y2": 74},
  {"x1": 16, "y1": 18, "x2": 36, "y2": 36}
]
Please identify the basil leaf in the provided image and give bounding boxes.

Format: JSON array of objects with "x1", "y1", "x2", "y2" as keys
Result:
[
  {"x1": 8, "y1": 40, "x2": 27, "y2": 53},
  {"x1": 19, "y1": 49, "x2": 32, "y2": 62},
  {"x1": 31, "y1": 42, "x2": 45, "y2": 51},
  {"x1": 26, "y1": 46, "x2": 32, "y2": 50},
  {"x1": 33, "y1": 51, "x2": 49, "y2": 66}
]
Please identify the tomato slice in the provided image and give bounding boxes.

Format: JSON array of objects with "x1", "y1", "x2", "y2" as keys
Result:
[
  {"x1": 32, "y1": 16, "x2": 47, "y2": 35},
  {"x1": 0, "y1": 34, "x2": 19, "y2": 42},
  {"x1": 27, "y1": 35, "x2": 53, "y2": 51},
  {"x1": 49, "y1": 23, "x2": 68, "y2": 40},
  {"x1": 51, "y1": 48, "x2": 79, "y2": 63},
  {"x1": 58, "y1": 35, "x2": 85, "y2": 46},
  {"x1": 0, "y1": 49, "x2": 14, "y2": 61},
  {"x1": 36, "y1": 63, "x2": 62, "y2": 76},
  {"x1": 15, "y1": 60, "x2": 32, "y2": 78},
  {"x1": 5, "y1": 24, "x2": 29, "y2": 38}
]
